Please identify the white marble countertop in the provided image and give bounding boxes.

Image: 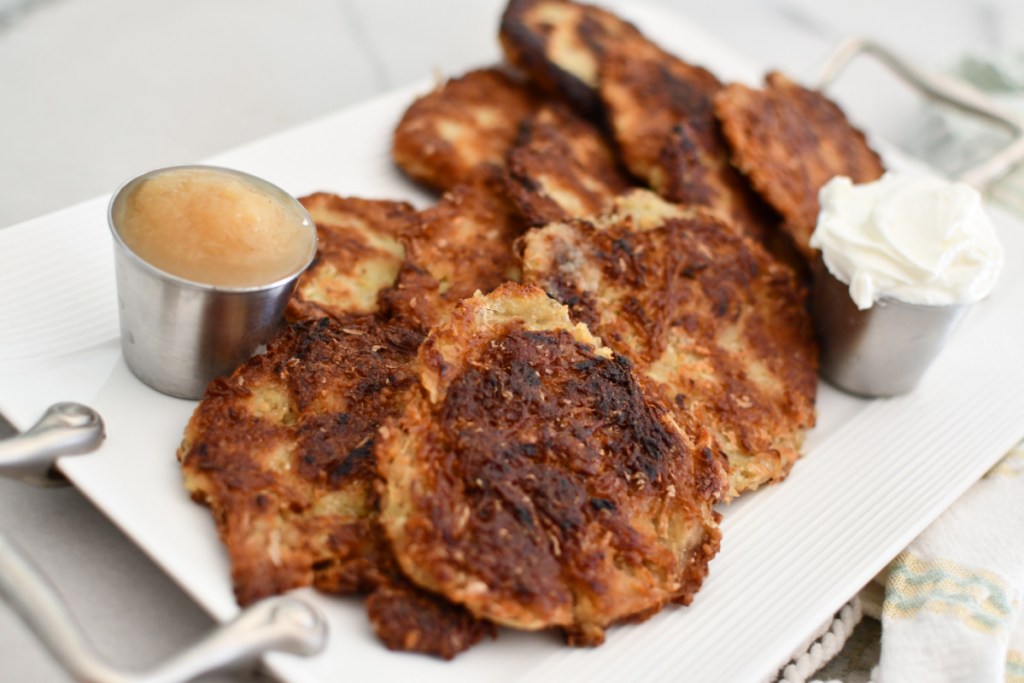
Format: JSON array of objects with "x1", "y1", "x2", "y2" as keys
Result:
[{"x1": 1, "y1": 0, "x2": 1022, "y2": 680}]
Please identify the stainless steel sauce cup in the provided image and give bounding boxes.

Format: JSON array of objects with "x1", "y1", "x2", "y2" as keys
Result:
[
  {"x1": 811, "y1": 259, "x2": 971, "y2": 397},
  {"x1": 107, "y1": 165, "x2": 316, "y2": 400}
]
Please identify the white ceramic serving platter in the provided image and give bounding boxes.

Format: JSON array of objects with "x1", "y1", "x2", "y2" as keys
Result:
[{"x1": 2, "y1": 3, "x2": 1024, "y2": 682}]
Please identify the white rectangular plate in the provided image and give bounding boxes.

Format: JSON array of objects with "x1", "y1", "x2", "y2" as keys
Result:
[{"x1": 2, "y1": 3, "x2": 1023, "y2": 682}]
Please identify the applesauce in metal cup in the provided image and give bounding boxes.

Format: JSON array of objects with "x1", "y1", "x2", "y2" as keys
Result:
[{"x1": 108, "y1": 166, "x2": 316, "y2": 399}]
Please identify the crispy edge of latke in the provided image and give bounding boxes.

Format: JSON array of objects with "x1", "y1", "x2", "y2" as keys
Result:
[
  {"x1": 505, "y1": 103, "x2": 634, "y2": 226},
  {"x1": 597, "y1": 37, "x2": 723, "y2": 185},
  {"x1": 380, "y1": 177, "x2": 526, "y2": 332},
  {"x1": 286, "y1": 193, "x2": 417, "y2": 322},
  {"x1": 653, "y1": 121, "x2": 781, "y2": 247},
  {"x1": 499, "y1": 0, "x2": 646, "y2": 117},
  {"x1": 391, "y1": 67, "x2": 542, "y2": 192},
  {"x1": 713, "y1": 71, "x2": 885, "y2": 259},
  {"x1": 366, "y1": 574, "x2": 497, "y2": 660},
  {"x1": 593, "y1": 37, "x2": 786, "y2": 249}
]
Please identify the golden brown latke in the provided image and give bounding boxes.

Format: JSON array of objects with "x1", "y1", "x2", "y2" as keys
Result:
[
  {"x1": 377, "y1": 284, "x2": 725, "y2": 645},
  {"x1": 392, "y1": 67, "x2": 541, "y2": 192},
  {"x1": 500, "y1": 0, "x2": 646, "y2": 116},
  {"x1": 598, "y1": 40, "x2": 777, "y2": 244},
  {"x1": 179, "y1": 316, "x2": 422, "y2": 604},
  {"x1": 715, "y1": 71, "x2": 885, "y2": 258},
  {"x1": 519, "y1": 191, "x2": 817, "y2": 497},
  {"x1": 286, "y1": 194, "x2": 415, "y2": 321},
  {"x1": 505, "y1": 104, "x2": 634, "y2": 226},
  {"x1": 380, "y1": 176, "x2": 525, "y2": 332},
  {"x1": 598, "y1": 39, "x2": 720, "y2": 184},
  {"x1": 178, "y1": 316, "x2": 491, "y2": 658}
]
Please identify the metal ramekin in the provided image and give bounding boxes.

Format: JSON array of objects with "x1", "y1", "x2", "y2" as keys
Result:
[
  {"x1": 811, "y1": 259, "x2": 972, "y2": 397},
  {"x1": 107, "y1": 165, "x2": 316, "y2": 400}
]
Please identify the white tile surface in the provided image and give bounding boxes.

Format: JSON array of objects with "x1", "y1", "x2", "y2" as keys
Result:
[{"x1": 0, "y1": 1, "x2": 1021, "y2": 681}]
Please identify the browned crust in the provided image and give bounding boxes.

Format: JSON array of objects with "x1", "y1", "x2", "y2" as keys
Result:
[
  {"x1": 178, "y1": 316, "x2": 424, "y2": 605},
  {"x1": 366, "y1": 575, "x2": 497, "y2": 659},
  {"x1": 392, "y1": 68, "x2": 541, "y2": 192},
  {"x1": 714, "y1": 71, "x2": 885, "y2": 259},
  {"x1": 598, "y1": 40, "x2": 778, "y2": 244},
  {"x1": 505, "y1": 104, "x2": 634, "y2": 226},
  {"x1": 286, "y1": 193, "x2": 416, "y2": 321},
  {"x1": 598, "y1": 39, "x2": 722, "y2": 182},
  {"x1": 519, "y1": 197, "x2": 817, "y2": 496},
  {"x1": 656, "y1": 122, "x2": 781, "y2": 246},
  {"x1": 377, "y1": 284, "x2": 724, "y2": 645},
  {"x1": 176, "y1": 0, "x2": 865, "y2": 659},
  {"x1": 380, "y1": 177, "x2": 525, "y2": 332},
  {"x1": 499, "y1": 0, "x2": 646, "y2": 116},
  {"x1": 179, "y1": 316, "x2": 493, "y2": 658}
]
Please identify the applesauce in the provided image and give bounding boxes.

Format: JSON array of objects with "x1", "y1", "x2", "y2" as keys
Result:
[{"x1": 112, "y1": 167, "x2": 315, "y2": 287}]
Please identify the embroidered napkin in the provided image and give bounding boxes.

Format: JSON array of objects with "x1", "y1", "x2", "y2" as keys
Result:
[
  {"x1": 776, "y1": 442, "x2": 1024, "y2": 683},
  {"x1": 875, "y1": 442, "x2": 1024, "y2": 682}
]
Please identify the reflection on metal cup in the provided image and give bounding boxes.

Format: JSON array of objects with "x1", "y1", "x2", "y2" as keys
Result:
[
  {"x1": 107, "y1": 166, "x2": 316, "y2": 400},
  {"x1": 811, "y1": 259, "x2": 971, "y2": 397}
]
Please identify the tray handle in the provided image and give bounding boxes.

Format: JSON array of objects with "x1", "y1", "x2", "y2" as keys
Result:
[
  {"x1": 0, "y1": 534, "x2": 326, "y2": 683},
  {"x1": 0, "y1": 403, "x2": 105, "y2": 487},
  {"x1": 815, "y1": 36, "x2": 1024, "y2": 190}
]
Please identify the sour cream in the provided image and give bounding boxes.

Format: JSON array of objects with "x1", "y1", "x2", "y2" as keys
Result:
[{"x1": 810, "y1": 173, "x2": 1004, "y2": 310}]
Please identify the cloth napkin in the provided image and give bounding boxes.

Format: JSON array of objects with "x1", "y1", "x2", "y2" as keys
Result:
[
  {"x1": 776, "y1": 441, "x2": 1024, "y2": 683},
  {"x1": 874, "y1": 441, "x2": 1024, "y2": 682}
]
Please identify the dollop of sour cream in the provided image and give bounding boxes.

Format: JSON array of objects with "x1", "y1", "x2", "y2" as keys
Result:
[{"x1": 811, "y1": 173, "x2": 1004, "y2": 310}]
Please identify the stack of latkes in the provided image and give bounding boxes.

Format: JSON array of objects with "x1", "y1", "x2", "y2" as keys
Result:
[{"x1": 178, "y1": 0, "x2": 884, "y2": 659}]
